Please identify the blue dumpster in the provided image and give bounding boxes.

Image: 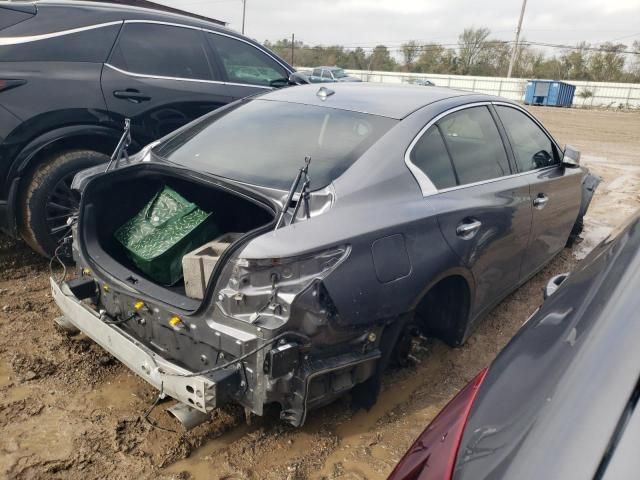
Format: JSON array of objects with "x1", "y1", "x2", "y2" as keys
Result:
[{"x1": 524, "y1": 80, "x2": 575, "y2": 107}]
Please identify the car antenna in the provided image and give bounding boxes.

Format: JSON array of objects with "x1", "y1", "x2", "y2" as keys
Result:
[
  {"x1": 274, "y1": 156, "x2": 311, "y2": 230},
  {"x1": 105, "y1": 118, "x2": 131, "y2": 172}
]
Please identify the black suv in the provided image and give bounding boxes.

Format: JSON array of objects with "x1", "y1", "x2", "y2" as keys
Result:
[{"x1": 0, "y1": 0, "x2": 295, "y2": 257}]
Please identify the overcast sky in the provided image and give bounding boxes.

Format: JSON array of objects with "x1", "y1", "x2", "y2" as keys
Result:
[{"x1": 155, "y1": 0, "x2": 640, "y2": 50}]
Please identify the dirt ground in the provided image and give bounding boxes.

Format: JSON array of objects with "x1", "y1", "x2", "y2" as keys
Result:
[{"x1": 1, "y1": 107, "x2": 639, "y2": 480}]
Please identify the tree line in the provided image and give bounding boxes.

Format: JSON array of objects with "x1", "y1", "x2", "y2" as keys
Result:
[{"x1": 264, "y1": 27, "x2": 640, "y2": 83}]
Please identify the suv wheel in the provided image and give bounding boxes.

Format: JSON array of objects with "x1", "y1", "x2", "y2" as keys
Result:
[{"x1": 20, "y1": 149, "x2": 109, "y2": 257}]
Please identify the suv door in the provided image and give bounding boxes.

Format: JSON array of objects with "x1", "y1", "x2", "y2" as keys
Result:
[
  {"x1": 495, "y1": 105, "x2": 583, "y2": 278},
  {"x1": 409, "y1": 105, "x2": 532, "y2": 322},
  {"x1": 101, "y1": 22, "x2": 232, "y2": 145},
  {"x1": 205, "y1": 32, "x2": 291, "y2": 99}
]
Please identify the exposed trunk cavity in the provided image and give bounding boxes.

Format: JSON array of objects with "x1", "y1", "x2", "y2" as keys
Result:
[{"x1": 77, "y1": 164, "x2": 276, "y2": 310}]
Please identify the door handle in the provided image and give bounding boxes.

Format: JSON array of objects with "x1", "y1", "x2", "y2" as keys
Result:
[
  {"x1": 113, "y1": 89, "x2": 151, "y2": 103},
  {"x1": 456, "y1": 219, "x2": 482, "y2": 239},
  {"x1": 533, "y1": 194, "x2": 549, "y2": 210}
]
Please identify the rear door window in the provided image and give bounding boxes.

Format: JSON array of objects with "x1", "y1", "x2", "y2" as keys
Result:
[
  {"x1": 208, "y1": 34, "x2": 288, "y2": 87},
  {"x1": 109, "y1": 23, "x2": 212, "y2": 80},
  {"x1": 495, "y1": 106, "x2": 559, "y2": 172},
  {"x1": 410, "y1": 126, "x2": 457, "y2": 189},
  {"x1": 0, "y1": 23, "x2": 120, "y2": 62},
  {"x1": 437, "y1": 106, "x2": 511, "y2": 185}
]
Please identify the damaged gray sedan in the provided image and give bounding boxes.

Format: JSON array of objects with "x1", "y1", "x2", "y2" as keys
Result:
[{"x1": 51, "y1": 83, "x2": 599, "y2": 428}]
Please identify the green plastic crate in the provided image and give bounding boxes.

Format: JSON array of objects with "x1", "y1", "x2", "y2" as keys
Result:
[{"x1": 114, "y1": 186, "x2": 218, "y2": 285}]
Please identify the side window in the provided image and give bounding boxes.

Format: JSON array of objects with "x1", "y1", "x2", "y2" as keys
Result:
[
  {"x1": 0, "y1": 23, "x2": 120, "y2": 62},
  {"x1": 496, "y1": 106, "x2": 559, "y2": 172},
  {"x1": 312, "y1": 68, "x2": 321, "y2": 77},
  {"x1": 410, "y1": 126, "x2": 457, "y2": 189},
  {"x1": 321, "y1": 69, "x2": 332, "y2": 79},
  {"x1": 209, "y1": 34, "x2": 288, "y2": 86},
  {"x1": 437, "y1": 106, "x2": 510, "y2": 185},
  {"x1": 110, "y1": 23, "x2": 211, "y2": 80}
]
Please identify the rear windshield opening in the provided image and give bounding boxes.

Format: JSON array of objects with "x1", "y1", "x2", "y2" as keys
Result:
[{"x1": 153, "y1": 99, "x2": 397, "y2": 190}]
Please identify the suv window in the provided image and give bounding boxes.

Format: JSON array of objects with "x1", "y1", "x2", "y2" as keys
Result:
[
  {"x1": 0, "y1": 23, "x2": 120, "y2": 62},
  {"x1": 209, "y1": 34, "x2": 288, "y2": 87},
  {"x1": 321, "y1": 70, "x2": 332, "y2": 79},
  {"x1": 110, "y1": 23, "x2": 211, "y2": 80},
  {"x1": 496, "y1": 106, "x2": 559, "y2": 171},
  {"x1": 438, "y1": 106, "x2": 510, "y2": 185},
  {"x1": 410, "y1": 126, "x2": 457, "y2": 189},
  {"x1": 312, "y1": 68, "x2": 321, "y2": 76}
]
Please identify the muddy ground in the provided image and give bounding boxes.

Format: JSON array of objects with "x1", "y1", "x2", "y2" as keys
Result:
[{"x1": 1, "y1": 107, "x2": 639, "y2": 480}]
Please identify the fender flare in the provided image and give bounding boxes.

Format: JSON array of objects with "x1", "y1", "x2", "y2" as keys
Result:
[
  {"x1": 410, "y1": 266, "x2": 476, "y2": 346},
  {"x1": 410, "y1": 266, "x2": 476, "y2": 311},
  {"x1": 10, "y1": 124, "x2": 131, "y2": 177},
  {"x1": 5, "y1": 124, "x2": 137, "y2": 235}
]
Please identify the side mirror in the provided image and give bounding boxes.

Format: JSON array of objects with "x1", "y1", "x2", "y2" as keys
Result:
[
  {"x1": 288, "y1": 72, "x2": 310, "y2": 85},
  {"x1": 562, "y1": 145, "x2": 581, "y2": 167},
  {"x1": 543, "y1": 273, "x2": 569, "y2": 300}
]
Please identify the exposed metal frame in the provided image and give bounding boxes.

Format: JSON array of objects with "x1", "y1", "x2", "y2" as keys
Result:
[
  {"x1": 404, "y1": 100, "x2": 564, "y2": 197},
  {"x1": 50, "y1": 278, "x2": 231, "y2": 413}
]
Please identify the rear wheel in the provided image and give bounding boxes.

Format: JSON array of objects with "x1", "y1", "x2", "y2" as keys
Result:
[
  {"x1": 20, "y1": 149, "x2": 109, "y2": 257},
  {"x1": 351, "y1": 315, "x2": 413, "y2": 410}
]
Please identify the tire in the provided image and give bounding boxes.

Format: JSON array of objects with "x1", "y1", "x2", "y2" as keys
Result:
[
  {"x1": 20, "y1": 149, "x2": 109, "y2": 258},
  {"x1": 351, "y1": 315, "x2": 412, "y2": 410}
]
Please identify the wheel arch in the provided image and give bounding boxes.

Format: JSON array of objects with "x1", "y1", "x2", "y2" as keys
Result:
[
  {"x1": 6, "y1": 124, "x2": 138, "y2": 231},
  {"x1": 11, "y1": 124, "x2": 130, "y2": 177},
  {"x1": 412, "y1": 267, "x2": 475, "y2": 347}
]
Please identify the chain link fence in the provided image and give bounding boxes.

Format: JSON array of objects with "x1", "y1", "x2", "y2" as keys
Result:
[{"x1": 338, "y1": 69, "x2": 640, "y2": 109}]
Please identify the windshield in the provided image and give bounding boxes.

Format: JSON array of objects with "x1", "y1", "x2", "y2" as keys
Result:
[
  {"x1": 332, "y1": 68, "x2": 348, "y2": 78},
  {"x1": 153, "y1": 100, "x2": 397, "y2": 190}
]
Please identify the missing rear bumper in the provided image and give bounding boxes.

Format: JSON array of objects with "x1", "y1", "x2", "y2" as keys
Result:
[
  {"x1": 50, "y1": 277, "x2": 240, "y2": 414},
  {"x1": 51, "y1": 276, "x2": 384, "y2": 426}
]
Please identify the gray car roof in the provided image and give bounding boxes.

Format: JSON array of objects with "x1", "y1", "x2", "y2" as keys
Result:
[{"x1": 259, "y1": 83, "x2": 475, "y2": 119}]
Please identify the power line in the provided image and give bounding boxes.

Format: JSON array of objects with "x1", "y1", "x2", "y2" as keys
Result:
[
  {"x1": 282, "y1": 41, "x2": 639, "y2": 55},
  {"x1": 522, "y1": 41, "x2": 639, "y2": 55}
]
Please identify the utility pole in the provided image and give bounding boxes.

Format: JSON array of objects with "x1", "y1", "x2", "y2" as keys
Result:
[
  {"x1": 291, "y1": 33, "x2": 295, "y2": 65},
  {"x1": 507, "y1": 0, "x2": 527, "y2": 78},
  {"x1": 241, "y1": 0, "x2": 246, "y2": 35}
]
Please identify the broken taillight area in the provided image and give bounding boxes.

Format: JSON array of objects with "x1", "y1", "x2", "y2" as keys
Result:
[{"x1": 216, "y1": 246, "x2": 351, "y2": 327}]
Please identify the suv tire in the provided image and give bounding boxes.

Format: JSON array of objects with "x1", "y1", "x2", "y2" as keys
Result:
[{"x1": 20, "y1": 149, "x2": 109, "y2": 257}]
